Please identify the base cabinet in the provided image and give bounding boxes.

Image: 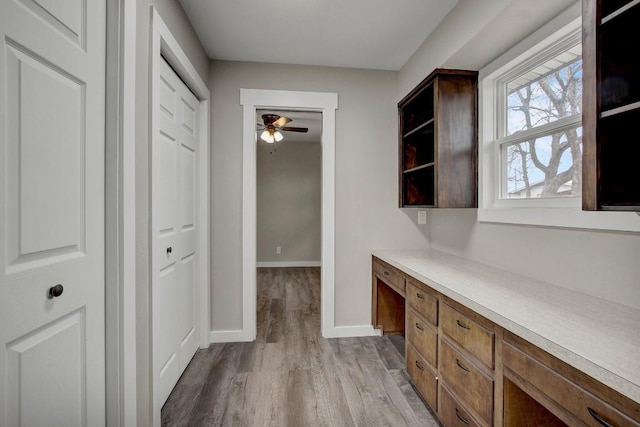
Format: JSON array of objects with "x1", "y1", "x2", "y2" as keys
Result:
[{"x1": 371, "y1": 256, "x2": 640, "y2": 426}]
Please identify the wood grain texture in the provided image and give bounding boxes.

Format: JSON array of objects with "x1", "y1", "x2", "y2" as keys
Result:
[{"x1": 162, "y1": 267, "x2": 438, "y2": 426}]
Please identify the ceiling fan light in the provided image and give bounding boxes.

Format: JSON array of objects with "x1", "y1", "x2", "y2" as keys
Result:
[
  {"x1": 260, "y1": 129, "x2": 275, "y2": 143},
  {"x1": 274, "y1": 130, "x2": 283, "y2": 142}
]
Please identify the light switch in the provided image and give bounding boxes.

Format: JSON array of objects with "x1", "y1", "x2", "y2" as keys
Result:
[
  {"x1": 418, "y1": 210, "x2": 427, "y2": 225},
  {"x1": 276, "y1": 246, "x2": 282, "y2": 255}
]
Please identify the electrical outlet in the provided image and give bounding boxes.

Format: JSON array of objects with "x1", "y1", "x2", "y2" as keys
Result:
[
  {"x1": 276, "y1": 246, "x2": 282, "y2": 255},
  {"x1": 418, "y1": 210, "x2": 427, "y2": 225}
]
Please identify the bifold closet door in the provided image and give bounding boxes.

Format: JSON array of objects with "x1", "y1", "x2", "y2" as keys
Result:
[
  {"x1": 152, "y1": 57, "x2": 200, "y2": 410},
  {"x1": 0, "y1": 0, "x2": 107, "y2": 425}
]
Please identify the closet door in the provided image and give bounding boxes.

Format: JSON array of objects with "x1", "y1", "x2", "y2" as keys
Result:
[
  {"x1": 0, "y1": 0, "x2": 106, "y2": 425},
  {"x1": 152, "y1": 57, "x2": 200, "y2": 411}
]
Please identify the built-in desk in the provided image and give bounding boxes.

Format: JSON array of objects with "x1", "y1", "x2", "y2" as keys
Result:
[{"x1": 372, "y1": 249, "x2": 640, "y2": 427}]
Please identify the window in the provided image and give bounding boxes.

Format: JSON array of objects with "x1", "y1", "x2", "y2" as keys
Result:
[
  {"x1": 478, "y1": 3, "x2": 640, "y2": 231},
  {"x1": 498, "y1": 34, "x2": 582, "y2": 200}
]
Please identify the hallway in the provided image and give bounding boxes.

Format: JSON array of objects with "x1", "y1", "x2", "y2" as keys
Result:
[{"x1": 161, "y1": 267, "x2": 438, "y2": 426}]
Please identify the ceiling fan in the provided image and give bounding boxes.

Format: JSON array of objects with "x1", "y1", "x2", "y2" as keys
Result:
[{"x1": 257, "y1": 114, "x2": 308, "y2": 143}]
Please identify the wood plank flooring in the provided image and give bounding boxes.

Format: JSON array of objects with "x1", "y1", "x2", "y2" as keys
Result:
[{"x1": 161, "y1": 267, "x2": 439, "y2": 426}]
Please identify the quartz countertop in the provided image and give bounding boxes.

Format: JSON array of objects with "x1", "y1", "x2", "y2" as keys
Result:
[{"x1": 372, "y1": 248, "x2": 640, "y2": 404}]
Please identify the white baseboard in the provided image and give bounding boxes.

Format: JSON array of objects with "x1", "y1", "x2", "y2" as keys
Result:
[
  {"x1": 256, "y1": 261, "x2": 321, "y2": 267},
  {"x1": 323, "y1": 324, "x2": 383, "y2": 338},
  {"x1": 208, "y1": 329, "x2": 253, "y2": 344}
]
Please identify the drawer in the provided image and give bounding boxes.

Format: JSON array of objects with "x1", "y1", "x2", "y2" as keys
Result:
[
  {"x1": 406, "y1": 309, "x2": 437, "y2": 367},
  {"x1": 406, "y1": 280, "x2": 437, "y2": 325},
  {"x1": 503, "y1": 341, "x2": 640, "y2": 427},
  {"x1": 439, "y1": 384, "x2": 482, "y2": 427},
  {"x1": 373, "y1": 259, "x2": 405, "y2": 295},
  {"x1": 440, "y1": 339, "x2": 494, "y2": 425},
  {"x1": 441, "y1": 303, "x2": 494, "y2": 369},
  {"x1": 406, "y1": 345, "x2": 437, "y2": 411}
]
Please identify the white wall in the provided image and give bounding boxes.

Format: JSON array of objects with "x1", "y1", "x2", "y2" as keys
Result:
[
  {"x1": 257, "y1": 138, "x2": 321, "y2": 264},
  {"x1": 399, "y1": 0, "x2": 640, "y2": 309},
  {"x1": 133, "y1": 2, "x2": 209, "y2": 425},
  {"x1": 209, "y1": 61, "x2": 429, "y2": 331}
]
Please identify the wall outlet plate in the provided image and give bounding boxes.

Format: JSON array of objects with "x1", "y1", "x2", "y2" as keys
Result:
[{"x1": 418, "y1": 210, "x2": 427, "y2": 225}]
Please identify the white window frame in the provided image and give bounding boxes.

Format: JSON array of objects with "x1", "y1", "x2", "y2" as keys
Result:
[{"x1": 478, "y1": 2, "x2": 640, "y2": 232}]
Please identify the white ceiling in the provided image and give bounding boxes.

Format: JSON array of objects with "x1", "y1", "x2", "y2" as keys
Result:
[{"x1": 178, "y1": 0, "x2": 459, "y2": 70}]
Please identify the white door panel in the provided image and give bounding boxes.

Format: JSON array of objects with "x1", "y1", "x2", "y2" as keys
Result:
[
  {"x1": 153, "y1": 58, "x2": 200, "y2": 411},
  {"x1": 0, "y1": 0, "x2": 106, "y2": 425}
]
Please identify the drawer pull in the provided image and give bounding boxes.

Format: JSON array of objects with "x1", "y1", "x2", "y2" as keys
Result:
[
  {"x1": 587, "y1": 407, "x2": 613, "y2": 427},
  {"x1": 455, "y1": 358, "x2": 470, "y2": 372},
  {"x1": 415, "y1": 360, "x2": 425, "y2": 371},
  {"x1": 416, "y1": 293, "x2": 425, "y2": 300},
  {"x1": 455, "y1": 408, "x2": 470, "y2": 425},
  {"x1": 415, "y1": 322, "x2": 424, "y2": 331},
  {"x1": 383, "y1": 270, "x2": 390, "y2": 276},
  {"x1": 456, "y1": 319, "x2": 470, "y2": 330}
]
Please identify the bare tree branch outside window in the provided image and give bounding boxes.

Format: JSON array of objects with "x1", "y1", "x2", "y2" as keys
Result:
[{"x1": 504, "y1": 56, "x2": 583, "y2": 198}]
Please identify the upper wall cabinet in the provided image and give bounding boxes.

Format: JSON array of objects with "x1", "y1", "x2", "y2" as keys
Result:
[
  {"x1": 398, "y1": 69, "x2": 478, "y2": 208},
  {"x1": 583, "y1": 0, "x2": 640, "y2": 210}
]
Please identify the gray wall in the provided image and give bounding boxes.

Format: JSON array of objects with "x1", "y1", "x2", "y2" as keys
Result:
[
  {"x1": 209, "y1": 61, "x2": 430, "y2": 331},
  {"x1": 133, "y1": 2, "x2": 209, "y2": 425},
  {"x1": 257, "y1": 139, "x2": 321, "y2": 264},
  {"x1": 400, "y1": 0, "x2": 640, "y2": 309}
]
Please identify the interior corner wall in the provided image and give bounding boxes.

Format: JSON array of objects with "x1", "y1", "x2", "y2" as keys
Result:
[
  {"x1": 133, "y1": 2, "x2": 210, "y2": 425},
  {"x1": 399, "y1": 0, "x2": 640, "y2": 309},
  {"x1": 257, "y1": 139, "x2": 322, "y2": 264},
  {"x1": 209, "y1": 61, "x2": 430, "y2": 332}
]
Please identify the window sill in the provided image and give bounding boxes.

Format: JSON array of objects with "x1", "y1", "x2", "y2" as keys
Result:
[{"x1": 478, "y1": 206, "x2": 640, "y2": 232}]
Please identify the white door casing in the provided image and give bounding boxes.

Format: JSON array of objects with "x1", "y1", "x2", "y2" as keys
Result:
[
  {"x1": 151, "y1": 57, "x2": 200, "y2": 412},
  {"x1": 0, "y1": 0, "x2": 106, "y2": 426}
]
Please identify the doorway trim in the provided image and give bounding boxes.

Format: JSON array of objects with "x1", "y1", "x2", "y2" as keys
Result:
[
  {"x1": 239, "y1": 89, "x2": 338, "y2": 340},
  {"x1": 149, "y1": 7, "x2": 210, "y2": 426}
]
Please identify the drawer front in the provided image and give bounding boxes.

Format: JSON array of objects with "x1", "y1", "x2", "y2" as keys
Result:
[
  {"x1": 406, "y1": 280, "x2": 437, "y2": 325},
  {"x1": 503, "y1": 342, "x2": 640, "y2": 427},
  {"x1": 406, "y1": 309, "x2": 437, "y2": 367},
  {"x1": 406, "y1": 345, "x2": 437, "y2": 411},
  {"x1": 440, "y1": 339, "x2": 494, "y2": 425},
  {"x1": 439, "y1": 384, "x2": 482, "y2": 427},
  {"x1": 441, "y1": 303, "x2": 494, "y2": 368},
  {"x1": 374, "y1": 260, "x2": 405, "y2": 295}
]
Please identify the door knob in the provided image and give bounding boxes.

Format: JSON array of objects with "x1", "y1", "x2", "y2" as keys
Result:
[
  {"x1": 48, "y1": 284, "x2": 64, "y2": 299},
  {"x1": 166, "y1": 247, "x2": 172, "y2": 255}
]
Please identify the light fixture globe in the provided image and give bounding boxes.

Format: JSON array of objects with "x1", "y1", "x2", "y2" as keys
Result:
[{"x1": 260, "y1": 129, "x2": 275, "y2": 143}]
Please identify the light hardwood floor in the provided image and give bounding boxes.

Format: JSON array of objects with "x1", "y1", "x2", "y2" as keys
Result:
[{"x1": 161, "y1": 267, "x2": 439, "y2": 426}]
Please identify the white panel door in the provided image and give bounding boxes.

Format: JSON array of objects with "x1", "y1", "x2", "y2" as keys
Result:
[
  {"x1": 152, "y1": 58, "x2": 199, "y2": 411},
  {"x1": 0, "y1": 0, "x2": 106, "y2": 426}
]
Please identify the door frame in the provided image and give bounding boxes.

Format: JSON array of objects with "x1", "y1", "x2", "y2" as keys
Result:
[
  {"x1": 149, "y1": 7, "x2": 210, "y2": 426},
  {"x1": 105, "y1": 0, "x2": 137, "y2": 425},
  {"x1": 238, "y1": 89, "x2": 338, "y2": 340},
  {"x1": 105, "y1": 4, "x2": 211, "y2": 426}
]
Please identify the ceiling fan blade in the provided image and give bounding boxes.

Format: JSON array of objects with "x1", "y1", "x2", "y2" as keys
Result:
[
  {"x1": 273, "y1": 116, "x2": 292, "y2": 128},
  {"x1": 281, "y1": 126, "x2": 308, "y2": 133}
]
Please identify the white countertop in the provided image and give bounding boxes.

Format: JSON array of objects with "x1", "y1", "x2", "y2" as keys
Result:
[{"x1": 372, "y1": 248, "x2": 640, "y2": 405}]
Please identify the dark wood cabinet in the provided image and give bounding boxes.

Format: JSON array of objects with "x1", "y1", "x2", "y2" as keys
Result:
[
  {"x1": 398, "y1": 69, "x2": 478, "y2": 208},
  {"x1": 583, "y1": 0, "x2": 640, "y2": 210}
]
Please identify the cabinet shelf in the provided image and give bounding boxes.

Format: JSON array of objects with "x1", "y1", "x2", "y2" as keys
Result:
[
  {"x1": 398, "y1": 69, "x2": 477, "y2": 208},
  {"x1": 403, "y1": 163, "x2": 434, "y2": 174},
  {"x1": 402, "y1": 118, "x2": 434, "y2": 139}
]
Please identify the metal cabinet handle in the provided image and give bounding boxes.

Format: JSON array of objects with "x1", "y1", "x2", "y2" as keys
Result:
[
  {"x1": 416, "y1": 293, "x2": 425, "y2": 300},
  {"x1": 167, "y1": 247, "x2": 172, "y2": 254},
  {"x1": 415, "y1": 322, "x2": 424, "y2": 331},
  {"x1": 48, "y1": 284, "x2": 64, "y2": 299},
  {"x1": 415, "y1": 360, "x2": 425, "y2": 371},
  {"x1": 455, "y1": 408, "x2": 470, "y2": 425},
  {"x1": 383, "y1": 270, "x2": 390, "y2": 276},
  {"x1": 455, "y1": 359, "x2": 470, "y2": 372},
  {"x1": 587, "y1": 407, "x2": 613, "y2": 427},
  {"x1": 456, "y1": 319, "x2": 470, "y2": 330}
]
